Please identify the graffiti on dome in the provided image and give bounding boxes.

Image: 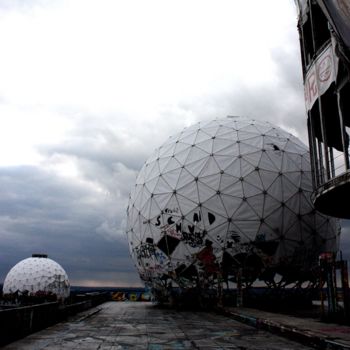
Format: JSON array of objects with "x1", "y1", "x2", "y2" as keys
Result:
[
  {"x1": 154, "y1": 209, "x2": 217, "y2": 248},
  {"x1": 134, "y1": 242, "x2": 156, "y2": 260}
]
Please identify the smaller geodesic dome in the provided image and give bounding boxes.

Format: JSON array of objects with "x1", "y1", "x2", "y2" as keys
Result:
[{"x1": 3, "y1": 255, "x2": 70, "y2": 299}]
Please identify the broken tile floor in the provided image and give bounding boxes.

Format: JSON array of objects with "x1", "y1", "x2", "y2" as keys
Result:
[{"x1": 2, "y1": 302, "x2": 313, "y2": 349}]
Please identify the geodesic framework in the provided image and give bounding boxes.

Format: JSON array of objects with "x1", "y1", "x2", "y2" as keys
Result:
[
  {"x1": 126, "y1": 117, "x2": 340, "y2": 297},
  {"x1": 3, "y1": 256, "x2": 70, "y2": 299}
]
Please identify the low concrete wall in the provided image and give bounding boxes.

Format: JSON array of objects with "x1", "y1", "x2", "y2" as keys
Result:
[{"x1": 0, "y1": 292, "x2": 109, "y2": 346}]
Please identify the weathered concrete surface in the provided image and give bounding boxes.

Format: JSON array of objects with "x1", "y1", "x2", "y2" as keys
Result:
[
  {"x1": 222, "y1": 307, "x2": 350, "y2": 350},
  {"x1": 3, "y1": 302, "x2": 312, "y2": 349}
]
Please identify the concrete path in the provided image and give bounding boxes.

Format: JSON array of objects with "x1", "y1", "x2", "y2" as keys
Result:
[
  {"x1": 222, "y1": 307, "x2": 350, "y2": 350},
  {"x1": 3, "y1": 302, "x2": 312, "y2": 349}
]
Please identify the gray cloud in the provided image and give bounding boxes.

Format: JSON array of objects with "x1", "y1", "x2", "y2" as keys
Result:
[{"x1": 0, "y1": 165, "x2": 140, "y2": 286}]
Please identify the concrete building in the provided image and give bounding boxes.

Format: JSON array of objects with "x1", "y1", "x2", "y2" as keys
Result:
[{"x1": 295, "y1": 0, "x2": 350, "y2": 218}]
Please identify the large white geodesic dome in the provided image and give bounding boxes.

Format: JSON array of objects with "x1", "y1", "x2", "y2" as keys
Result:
[
  {"x1": 3, "y1": 256, "x2": 70, "y2": 298},
  {"x1": 126, "y1": 117, "x2": 340, "y2": 292}
]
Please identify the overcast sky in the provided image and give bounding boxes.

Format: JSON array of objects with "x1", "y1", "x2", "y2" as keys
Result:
[{"x1": 1, "y1": 0, "x2": 349, "y2": 287}]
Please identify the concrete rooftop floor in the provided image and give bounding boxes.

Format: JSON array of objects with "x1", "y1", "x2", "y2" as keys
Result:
[{"x1": 2, "y1": 301, "x2": 314, "y2": 349}]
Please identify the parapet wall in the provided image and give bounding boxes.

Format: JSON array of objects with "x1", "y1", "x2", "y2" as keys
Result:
[{"x1": 0, "y1": 292, "x2": 109, "y2": 346}]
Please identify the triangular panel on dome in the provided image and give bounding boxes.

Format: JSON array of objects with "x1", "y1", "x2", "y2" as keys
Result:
[
  {"x1": 214, "y1": 129, "x2": 237, "y2": 141},
  {"x1": 243, "y1": 151, "x2": 263, "y2": 169},
  {"x1": 239, "y1": 123, "x2": 261, "y2": 134},
  {"x1": 194, "y1": 129, "x2": 212, "y2": 143},
  {"x1": 136, "y1": 186, "x2": 152, "y2": 210},
  {"x1": 236, "y1": 130, "x2": 259, "y2": 142},
  {"x1": 154, "y1": 193, "x2": 173, "y2": 215},
  {"x1": 257, "y1": 222, "x2": 279, "y2": 241},
  {"x1": 242, "y1": 181, "x2": 262, "y2": 198},
  {"x1": 149, "y1": 198, "x2": 163, "y2": 220},
  {"x1": 158, "y1": 142, "x2": 176, "y2": 158},
  {"x1": 300, "y1": 172, "x2": 313, "y2": 192},
  {"x1": 264, "y1": 127, "x2": 283, "y2": 138},
  {"x1": 197, "y1": 181, "x2": 217, "y2": 203},
  {"x1": 258, "y1": 170, "x2": 278, "y2": 191},
  {"x1": 238, "y1": 141, "x2": 261, "y2": 156},
  {"x1": 212, "y1": 138, "x2": 236, "y2": 154},
  {"x1": 170, "y1": 240, "x2": 198, "y2": 264},
  {"x1": 153, "y1": 176, "x2": 173, "y2": 194},
  {"x1": 220, "y1": 194, "x2": 242, "y2": 217},
  {"x1": 244, "y1": 170, "x2": 264, "y2": 189},
  {"x1": 163, "y1": 157, "x2": 182, "y2": 173},
  {"x1": 128, "y1": 206, "x2": 141, "y2": 229},
  {"x1": 200, "y1": 125, "x2": 220, "y2": 137},
  {"x1": 224, "y1": 158, "x2": 242, "y2": 178},
  {"x1": 162, "y1": 168, "x2": 182, "y2": 190},
  {"x1": 265, "y1": 150, "x2": 284, "y2": 171},
  {"x1": 175, "y1": 168, "x2": 195, "y2": 188},
  {"x1": 177, "y1": 181, "x2": 199, "y2": 203},
  {"x1": 174, "y1": 147, "x2": 192, "y2": 165},
  {"x1": 176, "y1": 194, "x2": 198, "y2": 216},
  {"x1": 178, "y1": 130, "x2": 198, "y2": 145},
  {"x1": 199, "y1": 174, "x2": 221, "y2": 192},
  {"x1": 280, "y1": 175, "x2": 299, "y2": 202},
  {"x1": 246, "y1": 194, "x2": 265, "y2": 218},
  {"x1": 284, "y1": 192, "x2": 300, "y2": 213},
  {"x1": 266, "y1": 176, "x2": 283, "y2": 202},
  {"x1": 233, "y1": 220, "x2": 261, "y2": 241},
  {"x1": 232, "y1": 200, "x2": 260, "y2": 222},
  {"x1": 256, "y1": 122, "x2": 275, "y2": 133},
  {"x1": 264, "y1": 208, "x2": 284, "y2": 234},
  {"x1": 205, "y1": 221, "x2": 230, "y2": 246},
  {"x1": 244, "y1": 135, "x2": 264, "y2": 149},
  {"x1": 282, "y1": 148, "x2": 301, "y2": 166},
  {"x1": 240, "y1": 158, "x2": 256, "y2": 177},
  {"x1": 145, "y1": 176, "x2": 160, "y2": 194},
  {"x1": 140, "y1": 197, "x2": 152, "y2": 219},
  {"x1": 299, "y1": 191, "x2": 314, "y2": 214},
  {"x1": 284, "y1": 140, "x2": 308, "y2": 155},
  {"x1": 139, "y1": 218, "x2": 156, "y2": 243},
  {"x1": 195, "y1": 139, "x2": 213, "y2": 154},
  {"x1": 185, "y1": 158, "x2": 209, "y2": 178},
  {"x1": 154, "y1": 156, "x2": 170, "y2": 174},
  {"x1": 144, "y1": 161, "x2": 159, "y2": 180},
  {"x1": 214, "y1": 143, "x2": 240, "y2": 157},
  {"x1": 187, "y1": 145, "x2": 211, "y2": 163},
  {"x1": 174, "y1": 140, "x2": 192, "y2": 154},
  {"x1": 219, "y1": 174, "x2": 239, "y2": 191},
  {"x1": 282, "y1": 207, "x2": 299, "y2": 236},
  {"x1": 212, "y1": 155, "x2": 235, "y2": 171},
  {"x1": 221, "y1": 179, "x2": 243, "y2": 198},
  {"x1": 199, "y1": 156, "x2": 221, "y2": 177},
  {"x1": 283, "y1": 171, "x2": 302, "y2": 189},
  {"x1": 262, "y1": 195, "x2": 284, "y2": 219},
  {"x1": 227, "y1": 221, "x2": 251, "y2": 244},
  {"x1": 233, "y1": 120, "x2": 251, "y2": 131},
  {"x1": 300, "y1": 153, "x2": 311, "y2": 168},
  {"x1": 202, "y1": 194, "x2": 230, "y2": 220},
  {"x1": 263, "y1": 135, "x2": 287, "y2": 151},
  {"x1": 258, "y1": 152, "x2": 280, "y2": 172}
]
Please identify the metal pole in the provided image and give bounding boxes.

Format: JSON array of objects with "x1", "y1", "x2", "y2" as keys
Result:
[
  {"x1": 236, "y1": 268, "x2": 243, "y2": 307},
  {"x1": 337, "y1": 91, "x2": 350, "y2": 170},
  {"x1": 308, "y1": 0, "x2": 331, "y2": 181}
]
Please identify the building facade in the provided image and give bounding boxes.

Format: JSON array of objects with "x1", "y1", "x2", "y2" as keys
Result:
[{"x1": 296, "y1": 0, "x2": 350, "y2": 218}]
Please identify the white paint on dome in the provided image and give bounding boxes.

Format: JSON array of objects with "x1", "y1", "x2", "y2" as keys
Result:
[{"x1": 3, "y1": 257, "x2": 70, "y2": 298}]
